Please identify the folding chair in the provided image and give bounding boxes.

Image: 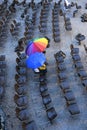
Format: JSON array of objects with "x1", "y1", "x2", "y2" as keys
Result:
[
  {"x1": 64, "y1": 91, "x2": 75, "y2": 102},
  {"x1": 72, "y1": 54, "x2": 81, "y2": 62},
  {"x1": 74, "y1": 61, "x2": 83, "y2": 70},
  {"x1": 22, "y1": 121, "x2": 38, "y2": 130},
  {"x1": 16, "y1": 66, "x2": 27, "y2": 75},
  {"x1": 15, "y1": 74, "x2": 27, "y2": 84},
  {"x1": 42, "y1": 94, "x2": 52, "y2": 108},
  {"x1": 71, "y1": 48, "x2": 79, "y2": 55},
  {"x1": 77, "y1": 69, "x2": 87, "y2": 79},
  {"x1": 82, "y1": 79, "x2": 87, "y2": 88},
  {"x1": 14, "y1": 94, "x2": 28, "y2": 108},
  {"x1": 16, "y1": 53, "x2": 26, "y2": 59},
  {"x1": 57, "y1": 63, "x2": 66, "y2": 72},
  {"x1": 39, "y1": 84, "x2": 48, "y2": 94},
  {"x1": 46, "y1": 107, "x2": 57, "y2": 123},
  {"x1": 58, "y1": 72, "x2": 67, "y2": 81},
  {"x1": 68, "y1": 103, "x2": 80, "y2": 115},
  {"x1": 60, "y1": 81, "x2": 70, "y2": 91},
  {"x1": 15, "y1": 107, "x2": 29, "y2": 121},
  {"x1": 15, "y1": 84, "x2": 27, "y2": 95}
]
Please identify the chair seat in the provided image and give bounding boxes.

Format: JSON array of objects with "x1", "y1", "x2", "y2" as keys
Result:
[
  {"x1": 17, "y1": 76, "x2": 26, "y2": 84},
  {"x1": 18, "y1": 53, "x2": 26, "y2": 59},
  {"x1": 66, "y1": 100, "x2": 77, "y2": 106},
  {"x1": 71, "y1": 48, "x2": 79, "y2": 55},
  {"x1": 58, "y1": 72, "x2": 67, "y2": 81},
  {"x1": 18, "y1": 109, "x2": 29, "y2": 121},
  {"x1": 18, "y1": 60, "x2": 26, "y2": 67},
  {"x1": 75, "y1": 34, "x2": 85, "y2": 42},
  {"x1": 65, "y1": 25, "x2": 72, "y2": 31},
  {"x1": 64, "y1": 91, "x2": 75, "y2": 101},
  {"x1": 72, "y1": 55, "x2": 81, "y2": 62},
  {"x1": 0, "y1": 61, "x2": 6, "y2": 68},
  {"x1": 52, "y1": 19, "x2": 59, "y2": 23},
  {"x1": 57, "y1": 63, "x2": 66, "y2": 71},
  {"x1": 53, "y1": 27, "x2": 60, "y2": 32},
  {"x1": 65, "y1": 21, "x2": 71, "y2": 25},
  {"x1": 56, "y1": 56, "x2": 64, "y2": 63},
  {"x1": 54, "y1": 36, "x2": 61, "y2": 42},
  {"x1": 16, "y1": 96, "x2": 28, "y2": 107},
  {"x1": 40, "y1": 85, "x2": 48, "y2": 93},
  {"x1": 53, "y1": 22, "x2": 59, "y2": 26},
  {"x1": 82, "y1": 79, "x2": 87, "y2": 87},
  {"x1": 75, "y1": 62, "x2": 83, "y2": 69},
  {"x1": 46, "y1": 107, "x2": 57, "y2": 121},
  {"x1": 77, "y1": 70, "x2": 87, "y2": 79},
  {"x1": 60, "y1": 81, "x2": 70, "y2": 90},
  {"x1": 17, "y1": 67, "x2": 27, "y2": 75},
  {"x1": 68, "y1": 103, "x2": 80, "y2": 115},
  {"x1": 53, "y1": 31, "x2": 60, "y2": 36},
  {"x1": 42, "y1": 94, "x2": 51, "y2": 105},
  {"x1": 16, "y1": 86, "x2": 27, "y2": 95}
]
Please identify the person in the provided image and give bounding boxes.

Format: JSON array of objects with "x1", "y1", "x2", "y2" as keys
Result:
[
  {"x1": 39, "y1": 63, "x2": 47, "y2": 75},
  {"x1": 33, "y1": 63, "x2": 47, "y2": 74},
  {"x1": 33, "y1": 37, "x2": 50, "y2": 74},
  {"x1": 44, "y1": 36, "x2": 50, "y2": 48},
  {"x1": 42, "y1": 36, "x2": 50, "y2": 65}
]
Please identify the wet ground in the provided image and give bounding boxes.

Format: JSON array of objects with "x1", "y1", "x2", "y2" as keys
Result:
[{"x1": 0, "y1": 0, "x2": 87, "y2": 130}]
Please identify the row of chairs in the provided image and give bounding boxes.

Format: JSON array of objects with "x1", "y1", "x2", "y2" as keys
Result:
[
  {"x1": 8, "y1": 1, "x2": 16, "y2": 13},
  {"x1": 0, "y1": 16, "x2": 7, "y2": 34},
  {"x1": 0, "y1": 0, "x2": 7, "y2": 14},
  {"x1": 4, "y1": 10, "x2": 12, "y2": 21},
  {"x1": 15, "y1": 37, "x2": 26, "y2": 52},
  {"x1": 24, "y1": 26, "x2": 34, "y2": 42},
  {"x1": 15, "y1": 52, "x2": 28, "y2": 120},
  {"x1": 16, "y1": 56, "x2": 26, "y2": 67},
  {"x1": 0, "y1": 9, "x2": 17, "y2": 40},
  {"x1": 0, "y1": 55, "x2": 6, "y2": 99},
  {"x1": 0, "y1": 10, "x2": 11, "y2": 39},
  {"x1": 32, "y1": 6, "x2": 39, "y2": 26},
  {"x1": 15, "y1": 53, "x2": 27, "y2": 85},
  {"x1": 64, "y1": 15, "x2": 72, "y2": 31},
  {"x1": 70, "y1": 45, "x2": 87, "y2": 89},
  {"x1": 15, "y1": 52, "x2": 28, "y2": 114},
  {"x1": 14, "y1": 52, "x2": 38, "y2": 129},
  {"x1": 52, "y1": 5, "x2": 61, "y2": 43},
  {"x1": 20, "y1": 1, "x2": 35, "y2": 19},
  {"x1": 39, "y1": 71, "x2": 57, "y2": 123},
  {"x1": 24, "y1": 12, "x2": 36, "y2": 41},
  {"x1": 10, "y1": 19, "x2": 21, "y2": 36},
  {"x1": 54, "y1": 51, "x2": 80, "y2": 115},
  {"x1": 39, "y1": 3, "x2": 50, "y2": 33}
]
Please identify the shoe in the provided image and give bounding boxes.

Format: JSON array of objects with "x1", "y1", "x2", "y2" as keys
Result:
[{"x1": 33, "y1": 68, "x2": 40, "y2": 74}]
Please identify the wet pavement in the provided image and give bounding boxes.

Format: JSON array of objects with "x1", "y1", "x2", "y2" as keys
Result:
[{"x1": 0, "y1": 0, "x2": 87, "y2": 130}]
